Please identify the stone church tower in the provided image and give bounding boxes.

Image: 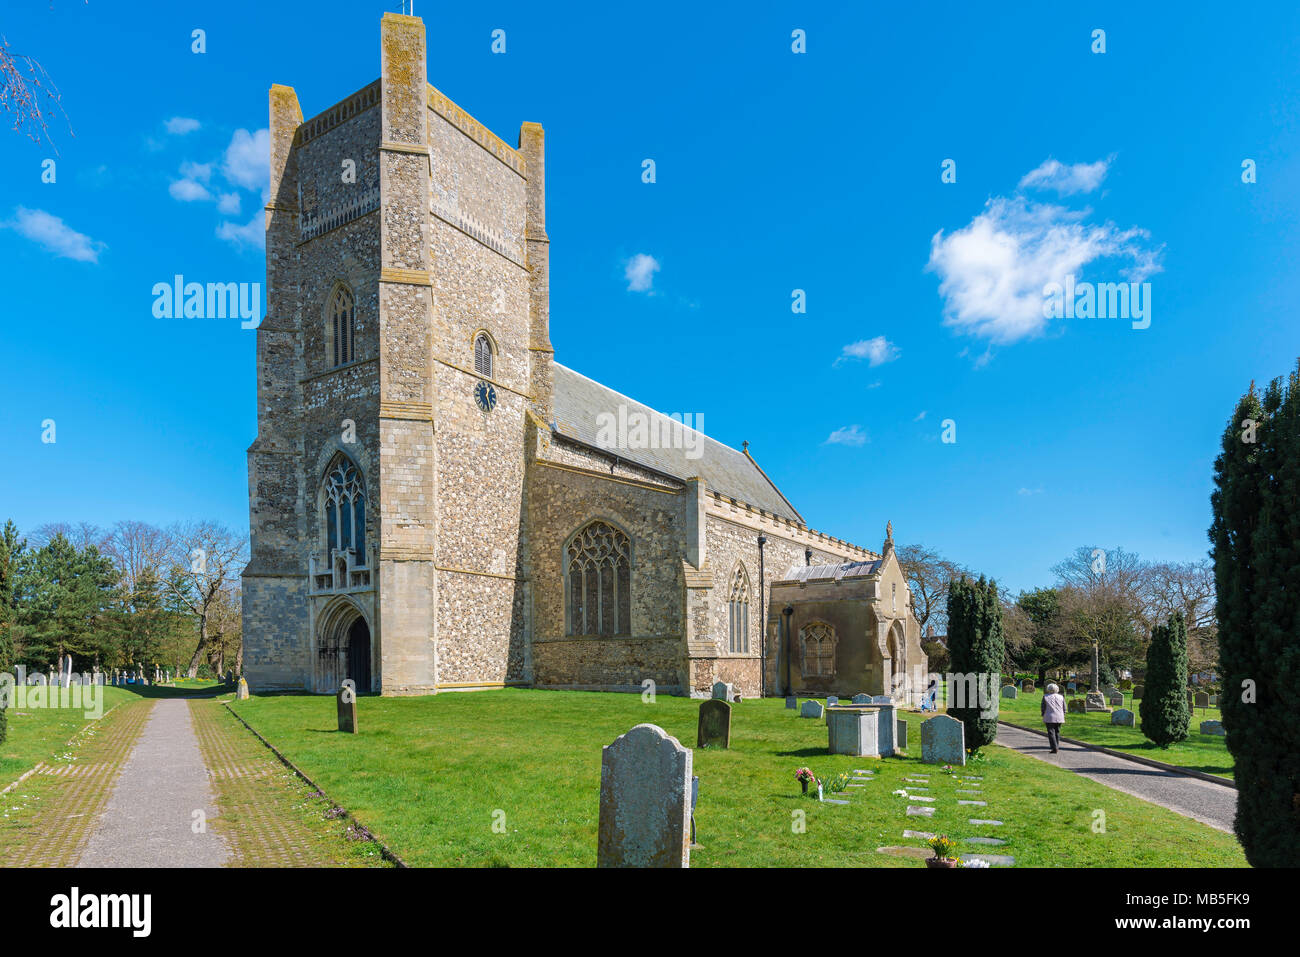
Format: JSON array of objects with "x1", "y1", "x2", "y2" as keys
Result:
[
  {"x1": 243, "y1": 13, "x2": 546, "y2": 693},
  {"x1": 244, "y1": 13, "x2": 920, "y2": 700}
]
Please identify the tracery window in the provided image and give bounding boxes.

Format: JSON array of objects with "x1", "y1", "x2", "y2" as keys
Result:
[
  {"x1": 474, "y1": 332, "x2": 493, "y2": 377},
  {"x1": 800, "y1": 621, "x2": 836, "y2": 678},
  {"x1": 324, "y1": 454, "x2": 366, "y2": 566},
  {"x1": 728, "y1": 564, "x2": 750, "y2": 653},
  {"x1": 565, "y1": 521, "x2": 631, "y2": 636},
  {"x1": 330, "y1": 285, "x2": 355, "y2": 367}
]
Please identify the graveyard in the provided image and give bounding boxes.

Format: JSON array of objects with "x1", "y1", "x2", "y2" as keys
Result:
[
  {"x1": 997, "y1": 687, "x2": 1232, "y2": 780},
  {"x1": 225, "y1": 687, "x2": 1246, "y2": 867}
]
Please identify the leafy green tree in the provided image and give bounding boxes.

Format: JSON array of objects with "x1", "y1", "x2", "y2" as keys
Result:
[
  {"x1": 0, "y1": 520, "x2": 25, "y2": 745},
  {"x1": 15, "y1": 534, "x2": 119, "y2": 671},
  {"x1": 947, "y1": 575, "x2": 1005, "y2": 751},
  {"x1": 1212, "y1": 365, "x2": 1300, "y2": 866},
  {"x1": 1139, "y1": 612, "x2": 1190, "y2": 748}
]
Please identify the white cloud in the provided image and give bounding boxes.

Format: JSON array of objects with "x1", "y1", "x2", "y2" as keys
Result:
[
  {"x1": 169, "y1": 179, "x2": 212, "y2": 202},
  {"x1": 1019, "y1": 156, "x2": 1112, "y2": 196},
  {"x1": 222, "y1": 128, "x2": 270, "y2": 195},
  {"x1": 2, "y1": 207, "x2": 105, "y2": 262},
  {"x1": 836, "y1": 335, "x2": 900, "y2": 367},
  {"x1": 216, "y1": 192, "x2": 241, "y2": 215},
  {"x1": 1017, "y1": 486, "x2": 1044, "y2": 496},
  {"x1": 165, "y1": 116, "x2": 201, "y2": 135},
  {"x1": 824, "y1": 424, "x2": 868, "y2": 447},
  {"x1": 216, "y1": 212, "x2": 264, "y2": 250},
  {"x1": 624, "y1": 253, "x2": 660, "y2": 292},
  {"x1": 179, "y1": 160, "x2": 213, "y2": 183},
  {"x1": 914, "y1": 410, "x2": 927, "y2": 421},
  {"x1": 927, "y1": 194, "x2": 1161, "y2": 345}
]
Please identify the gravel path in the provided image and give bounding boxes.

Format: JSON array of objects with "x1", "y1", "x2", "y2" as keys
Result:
[
  {"x1": 77, "y1": 698, "x2": 231, "y2": 867},
  {"x1": 995, "y1": 723, "x2": 1236, "y2": 833}
]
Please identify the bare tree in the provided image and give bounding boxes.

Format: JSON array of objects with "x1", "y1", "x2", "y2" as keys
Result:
[
  {"x1": 101, "y1": 520, "x2": 172, "y2": 597},
  {"x1": 1, "y1": 34, "x2": 72, "y2": 148},
  {"x1": 163, "y1": 522, "x2": 248, "y2": 678},
  {"x1": 898, "y1": 543, "x2": 966, "y2": 637},
  {"x1": 29, "y1": 521, "x2": 105, "y2": 551}
]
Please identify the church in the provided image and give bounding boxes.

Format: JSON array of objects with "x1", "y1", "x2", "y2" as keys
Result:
[{"x1": 241, "y1": 12, "x2": 925, "y2": 701}]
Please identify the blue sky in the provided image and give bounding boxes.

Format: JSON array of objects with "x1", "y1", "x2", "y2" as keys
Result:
[{"x1": 2, "y1": 1, "x2": 1298, "y2": 594}]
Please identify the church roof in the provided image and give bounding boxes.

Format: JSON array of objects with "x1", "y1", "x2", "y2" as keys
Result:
[
  {"x1": 550, "y1": 363, "x2": 803, "y2": 522},
  {"x1": 776, "y1": 560, "x2": 884, "y2": 583}
]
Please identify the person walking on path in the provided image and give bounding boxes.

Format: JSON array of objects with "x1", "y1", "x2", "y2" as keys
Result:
[{"x1": 1041, "y1": 682, "x2": 1066, "y2": 753}]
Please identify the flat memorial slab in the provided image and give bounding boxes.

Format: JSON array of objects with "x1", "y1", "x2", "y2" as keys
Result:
[
  {"x1": 961, "y1": 853, "x2": 1015, "y2": 867},
  {"x1": 821, "y1": 798, "x2": 850, "y2": 805},
  {"x1": 903, "y1": 829, "x2": 936, "y2": 840},
  {"x1": 969, "y1": 818, "x2": 1003, "y2": 826},
  {"x1": 877, "y1": 845, "x2": 932, "y2": 860},
  {"x1": 907, "y1": 806, "x2": 936, "y2": 817},
  {"x1": 958, "y1": 800, "x2": 987, "y2": 806},
  {"x1": 964, "y1": 837, "x2": 1007, "y2": 846}
]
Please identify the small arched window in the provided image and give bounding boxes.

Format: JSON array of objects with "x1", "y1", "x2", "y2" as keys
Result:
[
  {"x1": 323, "y1": 454, "x2": 366, "y2": 566},
  {"x1": 800, "y1": 621, "x2": 836, "y2": 678},
  {"x1": 474, "y1": 332, "x2": 493, "y2": 377},
  {"x1": 330, "y1": 285, "x2": 355, "y2": 367},
  {"x1": 728, "y1": 564, "x2": 750, "y2": 653},
  {"x1": 565, "y1": 521, "x2": 631, "y2": 636}
]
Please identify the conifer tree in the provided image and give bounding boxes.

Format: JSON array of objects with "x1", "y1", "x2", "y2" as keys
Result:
[
  {"x1": 1212, "y1": 364, "x2": 1300, "y2": 866},
  {"x1": 947, "y1": 575, "x2": 1005, "y2": 751},
  {"x1": 1139, "y1": 612, "x2": 1190, "y2": 747}
]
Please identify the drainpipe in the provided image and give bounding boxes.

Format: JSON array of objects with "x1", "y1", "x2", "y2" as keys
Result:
[
  {"x1": 757, "y1": 535, "x2": 767, "y2": 697},
  {"x1": 805, "y1": 547, "x2": 812, "y2": 566},
  {"x1": 782, "y1": 605, "x2": 794, "y2": 697}
]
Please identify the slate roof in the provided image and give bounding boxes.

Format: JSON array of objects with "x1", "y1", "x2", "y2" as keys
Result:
[
  {"x1": 776, "y1": 560, "x2": 883, "y2": 583},
  {"x1": 550, "y1": 363, "x2": 803, "y2": 522}
]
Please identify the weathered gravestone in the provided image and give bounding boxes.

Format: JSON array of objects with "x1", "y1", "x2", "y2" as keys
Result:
[
  {"x1": 1111, "y1": 708, "x2": 1135, "y2": 727},
  {"x1": 1187, "y1": 690, "x2": 1194, "y2": 710},
  {"x1": 1209, "y1": 694, "x2": 1218, "y2": 707},
  {"x1": 711, "y1": 681, "x2": 733, "y2": 702},
  {"x1": 871, "y1": 695, "x2": 892, "y2": 705},
  {"x1": 1085, "y1": 691, "x2": 1110, "y2": 713},
  {"x1": 800, "y1": 700, "x2": 824, "y2": 719},
  {"x1": 235, "y1": 677, "x2": 250, "y2": 700},
  {"x1": 1194, "y1": 692, "x2": 1210, "y2": 709},
  {"x1": 1067, "y1": 697, "x2": 1086, "y2": 714},
  {"x1": 827, "y1": 706, "x2": 895, "y2": 757},
  {"x1": 896, "y1": 718, "x2": 908, "y2": 750},
  {"x1": 920, "y1": 714, "x2": 966, "y2": 766},
  {"x1": 1108, "y1": 692, "x2": 1124, "y2": 707},
  {"x1": 597, "y1": 724, "x2": 691, "y2": 868},
  {"x1": 1001, "y1": 685, "x2": 1017, "y2": 699},
  {"x1": 1133, "y1": 684, "x2": 1143, "y2": 699},
  {"x1": 1067, "y1": 681, "x2": 1078, "y2": 692},
  {"x1": 1200, "y1": 720, "x2": 1225, "y2": 736},
  {"x1": 697, "y1": 699, "x2": 731, "y2": 749},
  {"x1": 785, "y1": 696, "x2": 797, "y2": 710},
  {"x1": 851, "y1": 693, "x2": 871, "y2": 704},
  {"x1": 826, "y1": 695, "x2": 839, "y2": 707},
  {"x1": 337, "y1": 683, "x2": 358, "y2": 733},
  {"x1": 1021, "y1": 680, "x2": 1035, "y2": 693}
]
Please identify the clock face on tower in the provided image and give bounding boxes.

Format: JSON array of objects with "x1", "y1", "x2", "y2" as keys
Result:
[{"x1": 474, "y1": 379, "x2": 497, "y2": 413}]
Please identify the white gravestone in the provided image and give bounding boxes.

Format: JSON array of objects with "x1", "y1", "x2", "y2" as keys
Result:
[{"x1": 597, "y1": 724, "x2": 692, "y2": 868}]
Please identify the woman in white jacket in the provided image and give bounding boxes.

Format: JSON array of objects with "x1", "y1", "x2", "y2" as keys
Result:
[{"x1": 1041, "y1": 683, "x2": 1066, "y2": 753}]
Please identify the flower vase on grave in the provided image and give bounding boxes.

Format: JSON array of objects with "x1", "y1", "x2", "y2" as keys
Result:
[
  {"x1": 817, "y1": 784, "x2": 824, "y2": 802},
  {"x1": 801, "y1": 780, "x2": 808, "y2": 795}
]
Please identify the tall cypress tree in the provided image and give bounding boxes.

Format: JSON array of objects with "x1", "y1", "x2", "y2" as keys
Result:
[
  {"x1": 0, "y1": 521, "x2": 24, "y2": 746},
  {"x1": 1213, "y1": 364, "x2": 1300, "y2": 866},
  {"x1": 947, "y1": 575, "x2": 1004, "y2": 751},
  {"x1": 1139, "y1": 612, "x2": 1190, "y2": 747}
]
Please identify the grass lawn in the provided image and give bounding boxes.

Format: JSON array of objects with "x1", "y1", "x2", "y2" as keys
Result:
[
  {"x1": 0, "y1": 684, "x2": 137, "y2": 791},
  {"x1": 230, "y1": 688, "x2": 1246, "y2": 867},
  {"x1": 998, "y1": 689, "x2": 1233, "y2": 779}
]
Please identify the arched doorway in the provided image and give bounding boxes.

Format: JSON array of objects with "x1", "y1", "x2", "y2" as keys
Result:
[
  {"x1": 346, "y1": 616, "x2": 371, "y2": 693},
  {"x1": 317, "y1": 599, "x2": 372, "y2": 694},
  {"x1": 888, "y1": 620, "x2": 907, "y2": 701}
]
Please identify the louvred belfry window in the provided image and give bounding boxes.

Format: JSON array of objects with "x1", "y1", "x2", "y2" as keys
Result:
[{"x1": 330, "y1": 285, "x2": 355, "y2": 367}]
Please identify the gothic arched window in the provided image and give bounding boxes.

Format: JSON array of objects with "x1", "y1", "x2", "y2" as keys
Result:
[
  {"x1": 728, "y1": 564, "x2": 750, "y2": 653},
  {"x1": 474, "y1": 332, "x2": 493, "y2": 377},
  {"x1": 323, "y1": 454, "x2": 366, "y2": 566},
  {"x1": 800, "y1": 621, "x2": 836, "y2": 678},
  {"x1": 565, "y1": 521, "x2": 631, "y2": 636},
  {"x1": 330, "y1": 285, "x2": 355, "y2": 367}
]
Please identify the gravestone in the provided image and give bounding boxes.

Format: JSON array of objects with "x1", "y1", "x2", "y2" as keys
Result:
[
  {"x1": 1021, "y1": 680, "x2": 1035, "y2": 693},
  {"x1": 697, "y1": 699, "x2": 731, "y2": 749},
  {"x1": 1133, "y1": 684, "x2": 1143, "y2": 699},
  {"x1": 1209, "y1": 694, "x2": 1218, "y2": 707},
  {"x1": 1001, "y1": 685, "x2": 1017, "y2": 699},
  {"x1": 800, "y1": 700, "x2": 824, "y2": 719},
  {"x1": 1067, "y1": 698, "x2": 1086, "y2": 714},
  {"x1": 826, "y1": 695, "x2": 839, "y2": 707},
  {"x1": 337, "y1": 685, "x2": 358, "y2": 733},
  {"x1": 1084, "y1": 691, "x2": 1110, "y2": 713},
  {"x1": 597, "y1": 724, "x2": 691, "y2": 868},
  {"x1": 920, "y1": 714, "x2": 966, "y2": 766},
  {"x1": 1200, "y1": 720, "x2": 1225, "y2": 736},
  {"x1": 1108, "y1": 692, "x2": 1124, "y2": 707},
  {"x1": 1066, "y1": 681, "x2": 1077, "y2": 692},
  {"x1": 1111, "y1": 708, "x2": 1135, "y2": 727},
  {"x1": 871, "y1": 695, "x2": 892, "y2": 705},
  {"x1": 785, "y1": 696, "x2": 797, "y2": 710},
  {"x1": 851, "y1": 693, "x2": 871, "y2": 704},
  {"x1": 711, "y1": 681, "x2": 733, "y2": 702},
  {"x1": 1194, "y1": 692, "x2": 1210, "y2": 709},
  {"x1": 235, "y1": 677, "x2": 250, "y2": 700},
  {"x1": 896, "y1": 718, "x2": 908, "y2": 750},
  {"x1": 827, "y1": 706, "x2": 894, "y2": 757}
]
